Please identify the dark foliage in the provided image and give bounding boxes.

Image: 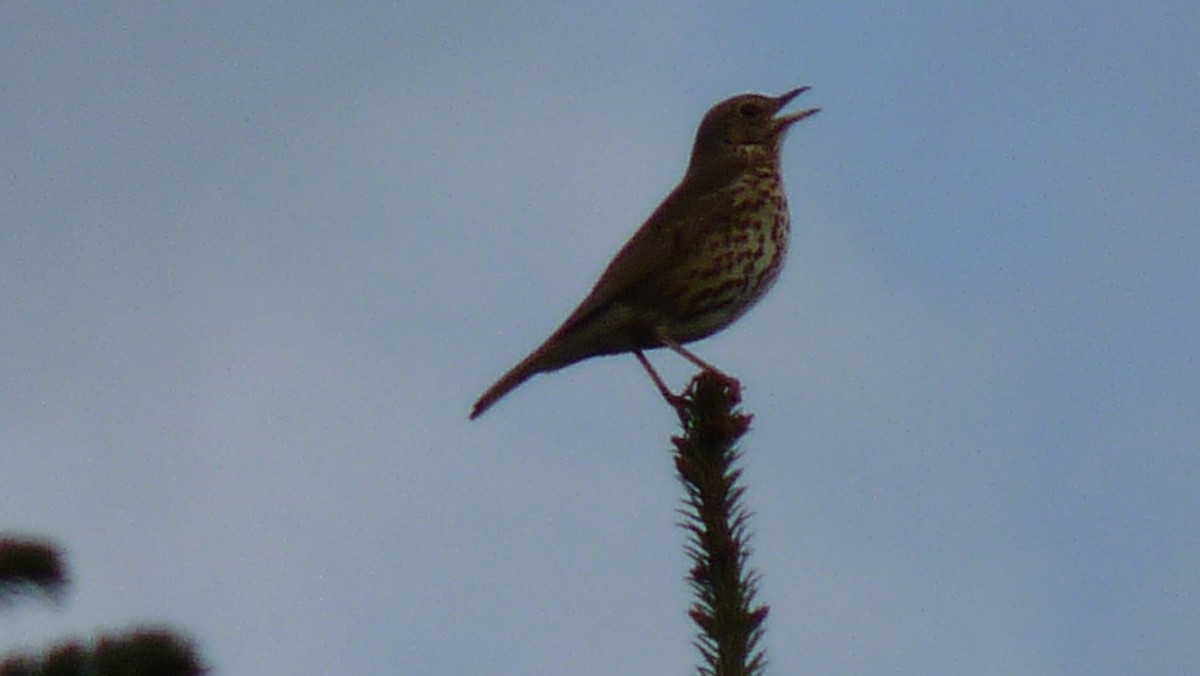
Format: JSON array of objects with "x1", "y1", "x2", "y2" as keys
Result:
[
  {"x1": 672, "y1": 372, "x2": 768, "y2": 676},
  {"x1": 0, "y1": 537, "x2": 68, "y2": 606}
]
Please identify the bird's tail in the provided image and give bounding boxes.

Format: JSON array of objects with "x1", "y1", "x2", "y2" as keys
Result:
[
  {"x1": 470, "y1": 347, "x2": 554, "y2": 420},
  {"x1": 470, "y1": 305, "x2": 625, "y2": 419}
]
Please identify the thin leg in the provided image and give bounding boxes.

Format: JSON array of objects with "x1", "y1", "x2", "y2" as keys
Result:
[
  {"x1": 635, "y1": 349, "x2": 684, "y2": 407},
  {"x1": 658, "y1": 335, "x2": 729, "y2": 377},
  {"x1": 658, "y1": 335, "x2": 741, "y2": 396}
]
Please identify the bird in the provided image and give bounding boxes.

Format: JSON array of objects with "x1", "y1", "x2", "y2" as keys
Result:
[{"x1": 471, "y1": 87, "x2": 819, "y2": 419}]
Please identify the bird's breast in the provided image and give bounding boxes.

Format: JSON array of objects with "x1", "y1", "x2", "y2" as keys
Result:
[{"x1": 657, "y1": 166, "x2": 791, "y2": 342}]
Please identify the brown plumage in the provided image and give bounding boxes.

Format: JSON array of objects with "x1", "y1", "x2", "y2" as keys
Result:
[{"x1": 471, "y1": 88, "x2": 819, "y2": 419}]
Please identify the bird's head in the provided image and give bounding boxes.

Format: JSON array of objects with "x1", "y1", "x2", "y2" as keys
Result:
[{"x1": 688, "y1": 87, "x2": 819, "y2": 169}]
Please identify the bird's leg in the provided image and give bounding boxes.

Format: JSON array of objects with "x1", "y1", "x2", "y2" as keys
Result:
[
  {"x1": 657, "y1": 335, "x2": 743, "y2": 407},
  {"x1": 658, "y1": 335, "x2": 737, "y2": 382},
  {"x1": 634, "y1": 350, "x2": 685, "y2": 409}
]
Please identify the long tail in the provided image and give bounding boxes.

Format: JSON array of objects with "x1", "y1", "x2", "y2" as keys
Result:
[
  {"x1": 470, "y1": 347, "x2": 553, "y2": 420},
  {"x1": 471, "y1": 302, "x2": 632, "y2": 419}
]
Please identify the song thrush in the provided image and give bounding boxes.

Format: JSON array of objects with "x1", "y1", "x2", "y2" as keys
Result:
[{"x1": 471, "y1": 87, "x2": 819, "y2": 419}]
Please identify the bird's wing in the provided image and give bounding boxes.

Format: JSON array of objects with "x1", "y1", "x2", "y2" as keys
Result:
[{"x1": 555, "y1": 169, "x2": 734, "y2": 332}]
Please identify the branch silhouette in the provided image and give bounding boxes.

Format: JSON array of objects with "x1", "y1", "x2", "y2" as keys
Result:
[{"x1": 672, "y1": 372, "x2": 768, "y2": 676}]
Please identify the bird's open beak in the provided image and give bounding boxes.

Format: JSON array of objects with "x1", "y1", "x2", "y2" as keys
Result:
[{"x1": 773, "y1": 87, "x2": 820, "y2": 130}]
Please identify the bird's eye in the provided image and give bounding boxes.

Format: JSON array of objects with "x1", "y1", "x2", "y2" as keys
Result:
[{"x1": 738, "y1": 103, "x2": 761, "y2": 117}]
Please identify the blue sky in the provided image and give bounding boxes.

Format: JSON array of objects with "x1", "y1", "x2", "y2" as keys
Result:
[{"x1": 3, "y1": 3, "x2": 1197, "y2": 673}]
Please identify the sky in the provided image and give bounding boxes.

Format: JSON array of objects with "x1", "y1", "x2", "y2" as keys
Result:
[{"x1": 2, "y1": 3, "x2": 1197, "y2": 674}]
